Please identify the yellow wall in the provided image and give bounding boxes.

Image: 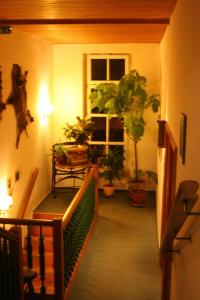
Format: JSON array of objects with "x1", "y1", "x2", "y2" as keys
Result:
[
  {"x1": 0, "y1": 30, "x2": 53, "y2": 218},
  {"x1": 159, "y1": 0, "x2": 200, "y2": 298},
  {"x1": 0, "y1": 33, "x2": 160, "y2": 215},
  {"x1": 53, "y1": 43, "x2": 160, "y2": 175}
]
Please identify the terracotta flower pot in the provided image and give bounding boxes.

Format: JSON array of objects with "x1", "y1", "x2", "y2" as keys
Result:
[
  {"x1": 103, "y1": 185, "x2": 115, "y2": 197},
  {"x1": 128, "y1": 189, "x2": 146, "y2": 207}
]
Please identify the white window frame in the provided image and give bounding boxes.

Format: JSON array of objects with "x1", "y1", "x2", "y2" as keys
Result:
[{"x1": 86, "y1": 53, "x2": 130, "y2": 154}]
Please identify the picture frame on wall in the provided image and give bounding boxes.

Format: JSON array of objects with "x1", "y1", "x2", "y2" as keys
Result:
[{"x1": 180, "y1": 113, "x2": 187, "y2": 164}]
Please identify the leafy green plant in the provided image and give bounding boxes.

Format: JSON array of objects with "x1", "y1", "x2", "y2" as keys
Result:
[
  {"x1": 99, "y1": 147, "x2": 124, "y2": 185},
  {"x1": 89, "y1": 69, "x2": 160, "y2": 182},
  {"x1": 89, "y1": 83, "x2": 118, "y2": 114},
  {"x1": 53, "y1": 143, "x2": 67, "y2": 165},
  {"x1": 63, "y1": 116, "x2": 95, "y2": 144}
]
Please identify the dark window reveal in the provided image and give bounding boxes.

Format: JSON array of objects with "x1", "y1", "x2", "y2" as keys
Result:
[
  {"x1": 110, "y1": 59, "x2": 125, "y2": 80},
  {"x1": 91, "y1": 59, "x2": 107, "y2": 80}
]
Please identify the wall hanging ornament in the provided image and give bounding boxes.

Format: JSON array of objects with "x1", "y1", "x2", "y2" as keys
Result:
[
  {"x1": 7, "y1": 64, "x2": 34, "y2": 148},
  {"x1": 0, "y1": 65, "x2": 6, "y2": 120}
]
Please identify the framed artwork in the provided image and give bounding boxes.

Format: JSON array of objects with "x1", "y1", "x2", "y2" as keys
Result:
[{"x1": 180, "y1": 113, "x2": 187, "y2": 164}]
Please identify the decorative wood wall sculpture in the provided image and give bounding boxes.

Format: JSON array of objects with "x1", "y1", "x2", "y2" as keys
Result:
[
  {"x1": 0, "y1": 65, "x2": 6, "y2": 120},
  {"x1": 7, "y1": 64, "x2": 34, "y2": 148}
]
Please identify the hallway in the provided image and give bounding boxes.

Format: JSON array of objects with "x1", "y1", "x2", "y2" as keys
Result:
[{"x1": 68, "y1": 190, "x2": 161, "y2": 300}]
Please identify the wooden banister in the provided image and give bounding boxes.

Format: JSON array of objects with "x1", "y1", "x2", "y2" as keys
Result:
[
  {"x1": 0, "y1": 217, "x2": 53, "y2": 226},
  {"x1": 0, "y1": 226, "x2": 24, "y2": 300},
  {"x1": 18, "y1": 167, "x2": 39, "y2": 219},
  {"x1": 160, "y1": 180, "x2": 199, "y2": 300},
  {"x1": 173, "y1": 197, "x2": 200, "y2": 250},
  {"x1": 161, "y1": 122, "x2": 177, "y2": 241},
  {"x1": 0, "y1": 166, "x2": 99, "y2": 300},
  {"x1": 62, "y1": 166, "x2": 98, "y2": 298},
  {"x1": 62, "y1": 166, "x2": 98, "y2": 225},
  {"x1": 53, "y1": 218, "x2": 64, "y2": 300},
  {"x1": 0, "y1": 226, "x2": 19, "y2": 241}
]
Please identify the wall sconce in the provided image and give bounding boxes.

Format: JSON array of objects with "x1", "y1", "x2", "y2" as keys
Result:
[
  {"x1": 39, "y1": 102, "x2": 54, "y2": 125},
  {"x1": 0, "y1": 182, "x2": 13, "y2": 216},
  {"x1": 38, "y1": 83, "x2": 54, "y2": 125}
]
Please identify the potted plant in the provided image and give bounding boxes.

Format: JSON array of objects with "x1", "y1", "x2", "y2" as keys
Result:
[
  {"x1": 63, "y1": 116, "x2": 95, "y2": 145},
  {"x1": 62, "y1": 116, "x2": 95, "y2": 165},
  {"x1": 53, "y1": 143, "x2": 67, "y2": 165},
  {"x1": 128, "y1": 170, "x2": 158, "y2": 207},
  {"x1": 89, "y1": 69, "x2": 160, "y2": 205},
  {"x1": 99, "y1": 147, "x2": 124, "y2": 197}
]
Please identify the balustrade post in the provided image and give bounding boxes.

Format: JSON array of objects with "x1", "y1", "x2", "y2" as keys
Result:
[
  {"x1": 39, "y1": 225, "x2": 46, "y2": 294},
  {"x1": 26, "y1": 225, "x2": 33, "y2": 269},
  {"x1": 53, "y1": 218, "x2": 64, "y2": 300}
]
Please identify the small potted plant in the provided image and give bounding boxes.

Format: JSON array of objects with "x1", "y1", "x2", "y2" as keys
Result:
[
  {"x1": 63, "y1": 116, "x2": 95, "y2": 145},
  {"x1": 53, "y1": 143, "x2": 67, "y2": 165},
  {"x1": 99, "y1": 147, "x2": 124, "y2": 197},
  {"x1": 62, "y1": 116, "x2": 95, "y2": 165},
  {"x1": 128, "y1": 170, "x2": 158, "y2": 207}
]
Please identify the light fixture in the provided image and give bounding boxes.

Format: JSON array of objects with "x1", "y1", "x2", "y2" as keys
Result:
[
  {"x1": 38, "y1": 83, "x2": 54, "y2": 125},
  {"x1": 0, "y1": 181, "x2": 13, "y2": 216}
]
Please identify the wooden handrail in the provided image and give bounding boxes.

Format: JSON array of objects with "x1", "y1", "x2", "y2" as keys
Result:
[
  {"x1": 18, "y1": 167, "x2": 39, "y2": 219},
  {"x1": 0, "y1": 226, "x2": 19, "y2": 241},
  {"x1": 62, "y1": 166, "x2": 98, "y2": 225},
  {"x1": 161, "y1": 180, "x2": 199, "y2": 251},
  {"x1": 53, "y1": 218, "x2": 64, "y2": 300},
  {"x1": 165, "y1": 123, "x2": 177, "y2": 152},
  {"x1": 62, "y1": 166, "x2": 99, "y2": 298},
  {"x1": 0, "y1": 166, "x2": 99, "y2": 300},
  {"x1": 161, "y1": 121, "x2": 177, "y2": 240},
  {"x1": 160, "y1": 180, "x2": 199, "y2": 300},
  {"x1": 0, "y1": 226, "x2": 24, "y2": 300},
  {"x1": 0, "y1": 217, "x2": 53, "y2": 226},
  {"x1": 173, "y1": 198, "x2": 200, "y2": 250}
]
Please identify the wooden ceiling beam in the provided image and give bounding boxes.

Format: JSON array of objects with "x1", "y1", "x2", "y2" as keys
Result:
[{"x1": 0, "y1": 18, "x2": 169, "y2": 26}]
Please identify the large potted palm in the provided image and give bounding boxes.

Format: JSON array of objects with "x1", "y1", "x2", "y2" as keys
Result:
[{"x1": 89, "y1": 69, "x2": 160, "y2": 205}]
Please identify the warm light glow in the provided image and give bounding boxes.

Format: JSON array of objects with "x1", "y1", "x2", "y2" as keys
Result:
[
  {"x1": 0, "y1": 181, "x2": 13, "y2": 212},
  {"x1": 38, "y1": 83, "x2": 54, "y2": 125}
]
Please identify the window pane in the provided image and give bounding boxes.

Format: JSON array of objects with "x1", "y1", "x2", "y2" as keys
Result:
[
  {"x1": 91, "y1": 59, "x2": 107, "y2": 80},
  {"x1": 91, "y1": 117, "x2": 106, "y2": 141},
  {"x1": 110, "y1": 59, "x2": 125, "y2": 80},
  {"x1": 109, "y1": 117, "x2": 124, "y2": 142}
]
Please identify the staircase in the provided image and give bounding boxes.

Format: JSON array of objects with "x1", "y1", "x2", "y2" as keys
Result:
[
  {"x1": 23, "y1": 212, "x2": 64, "y2": 295},
  {"x1": 0, "y1": 167, "x2": 98, "y2": 300}
]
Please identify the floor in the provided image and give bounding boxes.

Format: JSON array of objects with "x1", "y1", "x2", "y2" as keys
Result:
[
  {"x1": 35, "y1": 189, "x2": 161, "y2": 300},
  {"x1": 68, "y1": 190, "x2": 161, "y2": 300},
  {"x1": 34, "y1": 188, "x2": 78, "y2": 214}
]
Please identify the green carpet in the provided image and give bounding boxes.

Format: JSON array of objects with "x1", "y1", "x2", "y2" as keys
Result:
[
  {"x1": 68, "y1": 190, "x2": 161, "y2": 300},
  {"x1": 34, "y1": 188, "x2": 78, "y2": 214},
  {"x1": 35, "y1": 189, "x2": 161, "y2": 299}
]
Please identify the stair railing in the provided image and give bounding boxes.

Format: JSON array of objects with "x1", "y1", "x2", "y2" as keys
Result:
[
  {"x1": 61, "y1": 166, "x2": 99, "y2": 298},
  {"x1": 0, "y1": 226, "x2": 24, "y2": 300},
  {"x1": 160, "y1": 180, "x2": 199, "y2": 300},
  {"x1": 0, "y1": 166, "x2": 99, "y2": 300},
  {"x1": 0, "y1": 218, "x2": 56, "y2": 297}
]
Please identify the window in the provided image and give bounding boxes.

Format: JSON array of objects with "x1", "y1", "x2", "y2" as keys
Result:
[{"x1": 86, "y1": 54, "x2": 130, "y2": 158}]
